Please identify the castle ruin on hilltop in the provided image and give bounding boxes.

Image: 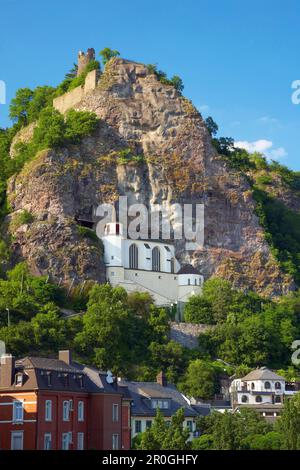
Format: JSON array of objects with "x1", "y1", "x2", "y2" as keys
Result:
[
  {"x1": 77, "y1": 48, "x2": 96, "y2": 75},
  {"x1": 53, "y1": 48, "x2": 99, "y2": 114}
]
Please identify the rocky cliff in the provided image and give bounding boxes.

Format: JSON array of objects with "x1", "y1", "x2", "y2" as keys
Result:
[{"x1": 6, "y1": 58, "x2": 295, "y2": 296}]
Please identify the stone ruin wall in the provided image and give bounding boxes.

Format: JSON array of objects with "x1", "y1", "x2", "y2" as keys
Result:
[{"x1": 53, "y1": 69, "x2": 98, "y2": 114}]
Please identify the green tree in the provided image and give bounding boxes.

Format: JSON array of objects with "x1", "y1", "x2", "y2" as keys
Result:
[
  {"x1": 278, "y1": 392, "x2": 300, "y2": 449},
  {"x1": 184, "y1": 295, "x2": 213, "y2": 324},
  {"x1": 139, "y1": 408, "x2": 190, "y2": 450},
  {"x1": 75, "y1": 284, "x2": 135, "y2": 374},
  {"x1": 180, "y1": 359, "x2": 216, "y2": 399},
  {"x1": 205, "y1": 116, "x2": 218, "y2": 137},
  {"x1": 191, "y1": 434, "x2": 214, "y2": 450},
  {"x1": 170, "y1": 75, "x2": 184, "y2": 93},
  {"x1": 162, "y1": 408, "x2": 190, "y2": 450},
  {"x1": 9, "y1": 88, "x2": 34, "y2": 126},
  {"x1": 99, "y1": 48, "x2": 120, "y2": 66},
  {"x1": 139, "y1": 408, "x2": 166, "y2": 450}
]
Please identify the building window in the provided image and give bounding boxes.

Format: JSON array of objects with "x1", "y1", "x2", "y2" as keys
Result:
[
  {"x1": 251, "y1": 382, "x2": 255, "y2": 390},
  {"x1": 256, "y1": 395, "x2": 262, "y2": 403},
  {"x1": 78, "y1": 401, "x2": 84, "y2": 422},
  {"x1": 186, "y1": 420, "x2": 193, "y2": 432},
  {"x1": 46, "y1": 372, "x2": 52, "y2": 387},
  {"x1": 152, "y1": 246, "x2": 161, "y2": 272},
  {"x1": 63, "y1": 400, "x2": 70, "y2": 421},
  {"x1": 77, "y1": 375, "x2": 84, "y2": 388},
  {"x1": 265, "y1": 381, "x2": 271, "y2": 389},
  {"x1": 44, "y1": 433, "x2": 52, "y2": 450},
  {"x1": 129, "y1": 243, "x2": 139, "y2": 269},
  {"x1": 146, "y1": 420, "x2": 152, "y2": 429},
  {"x1": 275, "y1": 382, "x2": 281, "y2": 390},
  {"x1": 45, "y1": 400, "x2": 52, "y2": 422},
  {"x1": 151, "y1": 399, "x2": 169, "y2": 409},
  {"x1": 112, "y1": 404, "x2": 119, "y2": 422},
  {"x1": 112, "y1": 434, "x2": 119, "y2": 450},
  {"x1": 77, "y1": 432, "x2": 84, "y2": 450},
  {"x1": 15, "y1": 373, "x2": 23, "y2": 386},
  {"x1": 62, "y1": 433, "x2": 69, "y2": 450},
  {"x1": 13, "y1": 401, "x2": 23, "y2": 423},
  {"x1": 241, "y1": 395, "x2": 248, "y2": 403},
  {"x1": 11, "y1": 431, "x2": 23, "y2": 450},
  {"x1": 170, "y1": 258, "x2": 175, "y2": 274},
  {"x1": 135, "y1": 420, "x2": 142, "y2": 433},
  {"x1": 275, "y1": 395, "x2": 282, "y2": 403},
  {"x1": 188, "y1": 278, "x2": 191, "y2": 285}
]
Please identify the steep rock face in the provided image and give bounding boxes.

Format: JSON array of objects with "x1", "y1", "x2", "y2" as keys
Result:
[{"x1": 7, "y1": 58, "x2": 294, "y2": 295}]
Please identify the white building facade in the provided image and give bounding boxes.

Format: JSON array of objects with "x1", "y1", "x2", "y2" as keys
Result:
[
  {"x1": 101, "y1": 223, "x2": 203, "y2": 307},
  {"x1": 229, "y1": 367, "x2": 299, "y2": 421}
]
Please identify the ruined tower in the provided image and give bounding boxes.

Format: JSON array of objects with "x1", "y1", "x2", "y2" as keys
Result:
[{"x1": 77, "y1": 48, "x2": 95, "y2": 76}]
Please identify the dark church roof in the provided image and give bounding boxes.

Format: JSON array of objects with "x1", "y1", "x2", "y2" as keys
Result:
[{"x1": 177, "y1": 264, "x2": 200, "y2": 275}]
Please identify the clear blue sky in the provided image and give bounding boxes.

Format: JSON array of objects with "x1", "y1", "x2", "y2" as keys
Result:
[{"x1": 1, "y1": 0, "x2": 300, "y2": 168}]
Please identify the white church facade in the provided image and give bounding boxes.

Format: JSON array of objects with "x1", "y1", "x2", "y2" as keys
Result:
[{"x1": 101, "y1": 223, "x2": 203, "y2": 307}]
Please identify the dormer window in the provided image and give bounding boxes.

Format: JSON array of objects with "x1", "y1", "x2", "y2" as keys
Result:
[
  {"x1": 15, "y1": 373, "x2": 23, "y2": 386},
  {"x1": 77, "y1": 375, "x2": 84, "y2": 388},
  {"x1": 63, "y1": 373, "x2": 69, "y2": 387},
  {"x1": 151, "y1": 399, "x2": 170, "y2": 409},
  {"x1": 46, "y1": 371, "x2": 52, "y2": 387}
]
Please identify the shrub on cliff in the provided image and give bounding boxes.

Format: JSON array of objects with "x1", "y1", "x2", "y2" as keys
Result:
[
  {"x1": 12, "y1": 107, "x2": 99, "y2": 169},
  {"x1": 55, "y1": 60, "x2": 101, "y2": 96},
  {"x1": 99, "y1": 47, "x2": 120, "y2": 66},
  {"x1": 146, "y1": 64, "x2": 184, "y2": 93},
  {"x1": 65, "y1": 109, "x2": 99, "y2": 143}
]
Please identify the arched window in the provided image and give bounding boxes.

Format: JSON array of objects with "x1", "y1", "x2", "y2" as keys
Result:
[
  {"x1": 265, "y1": 381, "x2": 271, "y2": 389},
  {"x1": 275, "y1": 382, "x2": 281, "y2": 390},
  {"x1": 129, "y1": 244, "x2": 139, "y2": 269},
  {"x1": 152, "y1": 247, "x2": 161, "y2": 272},
  {"x1": 241, "y1": 395, "x2": 248, "y2": 403},
  {"x1": 170, "y1": 258, "x2": 175, "y2": 274},
  {"x1": 255, "y1": 396, "x2": 262, "y2": 403},
  {"x1": 251, "y1": 382, "x2": 255, "y2": 390}
]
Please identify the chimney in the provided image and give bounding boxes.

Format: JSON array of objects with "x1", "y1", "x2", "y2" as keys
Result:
[
  {"x1": 156, "y1": 371, "x2": 167, "y2": 387},
  {"x1": 0, "y1": 354, "x2": 15, "y2": 388},
  {"x1": 59, "y1": 350, "x2": 72, "y2": 365}
]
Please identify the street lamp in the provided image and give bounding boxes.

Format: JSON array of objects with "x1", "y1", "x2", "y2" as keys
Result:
[{"x1": 5, "y1": 308, "x2": 10, "y2": 327}]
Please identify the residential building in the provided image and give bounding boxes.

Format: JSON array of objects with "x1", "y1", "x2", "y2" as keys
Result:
[
  {"x1": 120, "y1": 371, "x2": 210, "y2": 443},
  {"x1": 230, "y1": 366, "x2": 300, "y2": 421},
  {"x1": 0, "y1": 351, "x2": 131, "y2": 450}
]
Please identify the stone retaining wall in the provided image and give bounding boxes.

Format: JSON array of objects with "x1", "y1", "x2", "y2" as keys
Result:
[{"x1": 170, "y1": 322, "x2": 211, "y2": 349}]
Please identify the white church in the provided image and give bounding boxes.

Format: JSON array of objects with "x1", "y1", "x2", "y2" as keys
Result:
[{"x1": 101, "y1": 222, "x2": 203, "y2": 308}]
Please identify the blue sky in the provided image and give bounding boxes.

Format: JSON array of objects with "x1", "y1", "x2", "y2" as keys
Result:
[{"x1": 1, "y1": 0, "x2": 300, "y2": 168}]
